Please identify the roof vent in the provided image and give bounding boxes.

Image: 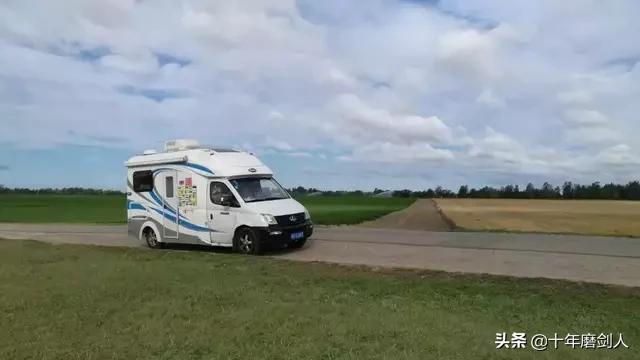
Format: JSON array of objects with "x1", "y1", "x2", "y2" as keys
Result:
[
  {"x1": 165, "y1": 139, "x2": 200, "y2": 152},
  {"x1": 143, "y1": 149, "x2": 157, "y2": 155}
]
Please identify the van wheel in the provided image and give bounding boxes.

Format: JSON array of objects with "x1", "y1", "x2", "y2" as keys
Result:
[
  {"x1": 143, "y1": 228, "x2": 162, "y2": 249},
  {"x1": 234, "y1": 228, "x2": 263, "y2": 255}
]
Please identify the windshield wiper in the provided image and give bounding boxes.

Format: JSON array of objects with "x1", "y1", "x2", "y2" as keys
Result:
[{"x1": 245, "y1": 196, "x2": 287, "y2": 203}]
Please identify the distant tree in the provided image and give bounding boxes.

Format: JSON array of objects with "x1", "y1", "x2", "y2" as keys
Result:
[
  {"x1": 457, "y1": 185, "x2": 469, "y2": 198},
  {"x1": 562, "y1": 181, "x2": 574, "y2": 199},
  {"x1": 627, "y1": 181, "x2": 640, "y2": 200},
  {"x1": 540, "y1": 182, "x2": 559, "y2": 198},
  {"x1": 393, "y1": 189, "x2": 413, "y2": 198},
  {"x1": 525, "y1": 183, "x2": 536, "y2": 199}
]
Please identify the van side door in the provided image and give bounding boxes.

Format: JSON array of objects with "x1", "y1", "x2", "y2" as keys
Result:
[
  {"x1": 207, "y1": 181, "x2": 240, "y2": 245},
  {"x1": 155, "y1": 170, "x2": 179, "y2": 240}
]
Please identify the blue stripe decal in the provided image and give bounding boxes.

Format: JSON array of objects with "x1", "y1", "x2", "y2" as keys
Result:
[
  {"x1": 184, "y1": 162, "x2": 214, "y2": 175},
  {"x1": 148, "y1": 190, "x2": 193, "y2": 222},
  {"x1": 149, "y1": 189, "x2": 163, "y2": 206},
  {"x1": 149, "y1": 190, "x2": 175, "y2": 214},
  {"x1": 150, "y1": 207, "x2": 212, "y2": 232},
  {"x1": 181, "y1": 220, "x2": 213, "y2": 232},
  {"x1": 153, "y1": 168, "x2": 174, "y2": 175},
  {"x1": 127, "y1": 201, "x2": 146, "y2": 211}
]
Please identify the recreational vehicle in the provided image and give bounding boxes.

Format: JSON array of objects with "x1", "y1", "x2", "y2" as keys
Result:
[{"x1": 125, "y1": 139, "x2": 313, "y2": 254}]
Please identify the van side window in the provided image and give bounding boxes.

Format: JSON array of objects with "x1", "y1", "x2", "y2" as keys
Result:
[
  {"x1": 165, "y1": 176, "x2": 174, "y2": 198},
  {"x1": 210, "y1": 182, "x2": 237, "y2": 206},
  {"x1": 132, "y1": 171, "x2": 153, "y2": 192}
]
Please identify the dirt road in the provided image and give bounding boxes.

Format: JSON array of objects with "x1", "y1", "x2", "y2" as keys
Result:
[
  {"x1": 1, "y1": 222, "x2": 639, "y2": 287},
  {"x1": 358, "y1": 199, "x2": 452, "y2": 231}
]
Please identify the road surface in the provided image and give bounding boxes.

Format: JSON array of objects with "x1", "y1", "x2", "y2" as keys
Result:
[{"x1": 1, "y1": 223, "x2": 639, "y2": 287}]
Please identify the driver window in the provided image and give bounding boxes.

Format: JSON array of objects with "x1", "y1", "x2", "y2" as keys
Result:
[{"x1": 210, "y1": 182, "x2": 236, "y2": 206}]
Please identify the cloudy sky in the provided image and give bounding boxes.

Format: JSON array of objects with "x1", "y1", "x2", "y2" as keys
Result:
[{"x1": 1, "y1": 0, "x2": 639, "y2": 190}]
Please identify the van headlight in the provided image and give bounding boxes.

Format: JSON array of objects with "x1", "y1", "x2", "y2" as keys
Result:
[
  {"x1": 304, "y1": 209, "x2": 311, "y2": 220},
  {"x1": 261, "y1": 214, "x2": 278, "y2": 225}
]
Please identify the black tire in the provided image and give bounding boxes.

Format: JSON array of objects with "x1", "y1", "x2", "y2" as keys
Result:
[
  {"x1": 290, "y1": 237, "x2": 307, "y2": 249},
  {"x1": 143, "y1": 227, "x2": 163, "y2": 249},
  {"x1": 233, "y1": 227, "x2": 263, "y2": 255}
]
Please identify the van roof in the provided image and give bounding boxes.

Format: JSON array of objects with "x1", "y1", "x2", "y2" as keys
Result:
[{"x1": 125, "y1": 147, "x2": 273, "y2": 178}]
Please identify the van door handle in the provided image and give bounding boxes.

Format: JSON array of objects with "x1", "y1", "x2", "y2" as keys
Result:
[
  {"x1": 220, "y1": 211, "x2": 230, "y2": 215},
  {"x1": 210, "y1": 214, "x2": 213, "y2": 220}
]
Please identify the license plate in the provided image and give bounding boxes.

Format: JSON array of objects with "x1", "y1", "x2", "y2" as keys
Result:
[{"x1": 290, "y1": 231, "x2": 304, "y2": 240}]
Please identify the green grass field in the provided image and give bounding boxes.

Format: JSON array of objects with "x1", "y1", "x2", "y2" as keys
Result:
[
  {"x1": 0, "y1": 194, "x2": 413, "y2": 225},
  {"x1": 0, "y1": 240, "x2": 638, "y2": 359}
]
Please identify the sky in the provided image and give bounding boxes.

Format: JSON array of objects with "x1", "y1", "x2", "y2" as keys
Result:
[{"x1": 1, "y1": 0, "x2": 639, "y2": 191}]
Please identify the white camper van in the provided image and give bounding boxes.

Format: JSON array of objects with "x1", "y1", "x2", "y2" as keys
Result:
[{"x1": 125, "y1": 139, "x2": 313, "y2": 254}]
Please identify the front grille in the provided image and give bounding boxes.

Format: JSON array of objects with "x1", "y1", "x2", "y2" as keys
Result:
[{"x1": 275, "y1": 212, "x2": 306, "y2": 226}]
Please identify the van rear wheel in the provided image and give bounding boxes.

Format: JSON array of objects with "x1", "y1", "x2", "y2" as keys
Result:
[
  {"x1": 234, "y1": 228, "x2": 263, "y2": 255},
  {"x1": 143, "y1": 228, "x2": 162, "y2": 249}
]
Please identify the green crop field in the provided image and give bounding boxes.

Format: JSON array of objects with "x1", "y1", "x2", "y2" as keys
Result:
[
  {"x1": 0, "y1": 194, "x2": 126, "y2": 223},
  {"x1": 0, "y1": 194, "x2": 413, "y2": 225},
  {"x1": 296, "y1": 195, "x2": 414, "y2": 225},
  {"x1": 1, "y1": 240, "x2": 638, "y2": 359}
]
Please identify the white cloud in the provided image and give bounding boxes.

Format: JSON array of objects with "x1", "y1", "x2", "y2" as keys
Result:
[
  {"x1": 265, "y1": 138, "x2": 294, "y2": 151},
  {"x1": 437, "y1": 29, "x2": 498, "y2": 81},
  {"x1": 563, "y1": 109, "x2": 621, "y2": 146},
  {"x1": 1, "y1": 0, "x2": 640, "y2": 187},
  {"x1": 469, "y1": 127, "x2": 531, "y2": 164},
  {"x1": 267, "y1": 110, "x2": 284, "y2": 120},
  {"x1": 287, "y1": 151, "x2": 313, "y2": 158},
  {"x1": 341, "y1": 142, "x2": 454, "y2": 163},
  {"x1": 99, "y1": 53, "x2": 159, "y2": 74},
  {"x1": 566, "y1": 127, "x2": 620, "y2": 146},
  {"x1": 564, "y1": 109, "x2": 610, "y2": 127},
  {"x1": 331, "y1": 93, "x2": 453, "y2": 145},
  {"x1": 476, "y1": 89, "x2": 505, "y2": 108},
  {"x1": 596, "y1": 144, "x2": 640, "y2": 166},
  {"x1": 557, "y1": 89, "x2": 592, "y2": 105}
]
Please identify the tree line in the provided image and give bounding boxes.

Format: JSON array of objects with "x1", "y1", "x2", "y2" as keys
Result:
[
  {"x1": 3, "y1": 181, "x2": 640, "y2": 200},
  {"x1": 0, "y1": 185, "x2": 124, "y2": 195},
  {"x1": 396, "y1": 181, "x2": 640, "y2": 200},
  {"x1": 289, "y1": 181, "x2": 640, "y2": 200}
]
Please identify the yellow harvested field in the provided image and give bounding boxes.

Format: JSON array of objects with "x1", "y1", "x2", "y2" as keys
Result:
[{"x1": 435, "y1": 198, "x2": 640, "y2": 237}]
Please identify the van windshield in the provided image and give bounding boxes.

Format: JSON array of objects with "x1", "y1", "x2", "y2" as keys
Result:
[{"x1": 229, "y1": 177, "x2": 290, "y2": 203}]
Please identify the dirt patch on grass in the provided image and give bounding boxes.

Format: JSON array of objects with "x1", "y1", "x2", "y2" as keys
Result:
[
  {"x1": 435, "y1": 198, "x2": 640, "y2": 237},
  {"x1": 358, "y1": 199, "x2": 452, "y2": 231}
]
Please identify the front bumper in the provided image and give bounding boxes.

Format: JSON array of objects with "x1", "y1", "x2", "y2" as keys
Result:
[{"x1": 257, "y1": 220, "x2": 313, "y2": 246}]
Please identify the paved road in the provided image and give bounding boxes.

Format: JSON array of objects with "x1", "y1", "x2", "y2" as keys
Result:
[{"x1": 1, "y1": 223, "x2": 639, "y2": 287}]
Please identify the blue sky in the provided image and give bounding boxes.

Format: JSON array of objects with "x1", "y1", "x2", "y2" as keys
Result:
[{"x1": 1, "y1": 0, "x2": 640, "y2": 191}]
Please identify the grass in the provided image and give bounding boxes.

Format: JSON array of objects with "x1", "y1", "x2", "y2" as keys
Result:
[
  {"x1": 0, "y1": 194, "x2": 414, "y2": 225},
  {"x1": 436, "y1": 198, "x2": 640, "y2": 237},
  {"x1": 0, "y1": 240, "x2": 638, "y2": 359}
]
